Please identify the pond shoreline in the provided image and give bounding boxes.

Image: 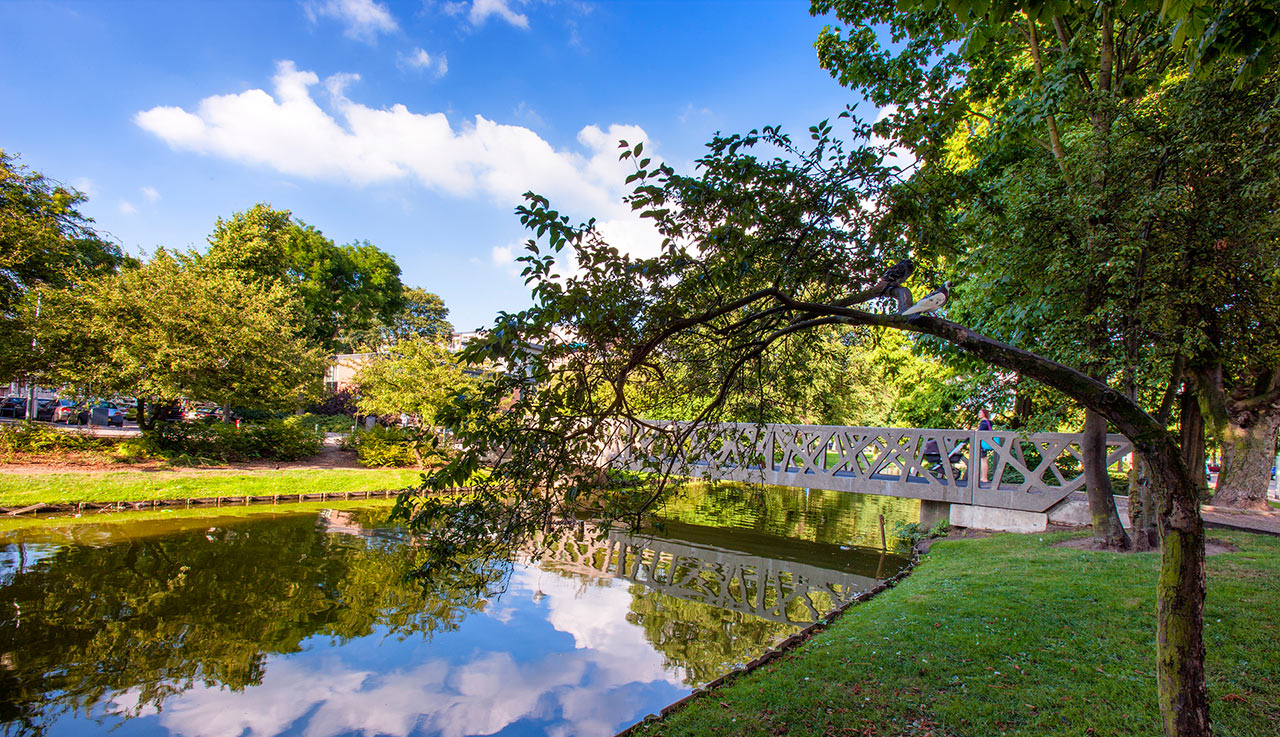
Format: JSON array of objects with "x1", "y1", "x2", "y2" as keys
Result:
[
  {"x1": 613, "y1": 540, "x2": 926, "y2": 736},
  {"x1": 0, "y1": 487, "x2": 456, "y2": 517}
]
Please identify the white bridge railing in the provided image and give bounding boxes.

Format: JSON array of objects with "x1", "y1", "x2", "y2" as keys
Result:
[{"x1": 608, "y1": 422, "x2": 1131, "y2": 513}]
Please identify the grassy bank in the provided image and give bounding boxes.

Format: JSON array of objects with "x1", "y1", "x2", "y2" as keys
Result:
[
  {"x1": 0, "y1": 468, "x2": 425, "y2": 507},
  {"x1": 638, "y1": 531, "x2": 1279, "y2": 737}
]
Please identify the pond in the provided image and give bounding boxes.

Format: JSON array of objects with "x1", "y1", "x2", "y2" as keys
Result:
[{"x1": 0, "y1": 484, "x2": 916, "y2": 737}]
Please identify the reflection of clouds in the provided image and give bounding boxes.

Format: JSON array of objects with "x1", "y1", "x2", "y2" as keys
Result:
[{"x1": 111, "y1": 562, "x2": 687, "y2": 737}]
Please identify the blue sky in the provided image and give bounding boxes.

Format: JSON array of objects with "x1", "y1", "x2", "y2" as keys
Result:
[{"x1": 2, "y1": 0, "x2": 874, "y2": 331}]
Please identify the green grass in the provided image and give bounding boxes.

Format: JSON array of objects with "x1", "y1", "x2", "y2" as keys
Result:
[
  {"x1": 0, "y1": 468, "x2": 426, "y2": 507},
  {"x1": 0, "y1": 496, "x2": 399, "y2": 536},
  {"x1": 637, "y1": 531, "x2": 1280, "y2": 737}
]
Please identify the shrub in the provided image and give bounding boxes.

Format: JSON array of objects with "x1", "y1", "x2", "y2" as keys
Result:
[
  {"x1": 0, "y1": 422, "x2": 109, "y2": 458},
  {"x1": 349, "y1": 425, "x2": 437, "y2": 468},
  {"x1": 306, "y1": 387, "x2": 358, "y2": 416},
  {"x1": 137, "y1": 420, "x2": 322, "y2": 463}
]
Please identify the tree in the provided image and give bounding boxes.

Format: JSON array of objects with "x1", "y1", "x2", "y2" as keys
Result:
[
  {"x1": 348, "y1": 286, "x2": 453, "y2": 350},
  {"x1": 353, "y1": 337, "x2": 474, "y2": 425},
  {"x1": 0, "y1": 151, "x2": 125, "y2": 383},
  {"x1": 206, "y1": 204, "x2": 406, "y2": 352},
  {"x1": 37, "y1": 251, "x2": 323, "y2": 426}
]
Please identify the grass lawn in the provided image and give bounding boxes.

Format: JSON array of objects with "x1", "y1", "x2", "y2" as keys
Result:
[
  {"x1": 637, "y1": 530, "x2": 1279, "y2": 737},
  {"x1": 0, "y1": 467, "x2": 426, "y2": 507}
]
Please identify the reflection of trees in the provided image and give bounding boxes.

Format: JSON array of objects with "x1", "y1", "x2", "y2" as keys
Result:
[
  {"x1": 624, "y1": 586, "x2": 794, "y2": 685},
  {"x1": 655, "y1": 484, "x2": 918, "y2": 549},
  {"x1": 0, "y1": 511, "x2": 504, "y2": 737}
]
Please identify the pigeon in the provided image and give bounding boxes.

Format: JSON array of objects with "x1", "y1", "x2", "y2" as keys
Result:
[
  {"x1": 888, "y1": 285, "x2": 914, "y2": 314},
  {"x1": 873, "y1": 258, "x2": 915, "y2": 293},
  {"x1": 901, "y1": 281, "x2": 950, "y2": 316}
]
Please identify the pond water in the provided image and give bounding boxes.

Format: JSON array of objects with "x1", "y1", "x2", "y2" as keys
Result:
[{"x1": 0, "y1": 484, "x2": 916, "y2": 737}]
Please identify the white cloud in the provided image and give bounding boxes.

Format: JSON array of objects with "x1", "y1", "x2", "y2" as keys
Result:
[
  {"x1": 141, "y1": 186, "x2": 160, "y2": 202},
  {"x1": 118, "y1": 200, "x2": 137, "y2": 215},
  {"x1": 398, "y1": 47, "x2": 448, "y2": 77},
  {"x1": 305, "y1": 0, "x2": 398, "y2": 42},
  {"x1": 491, "y1": 243, "x2": 522, "y2": 277},
  {"x1": 474, "y1": 0, "x2": 528, "y2": 28},
  {"x1": 449, "y1": 0, "x2": 529, "y2": 29},
  {"x1": 134, "y1": 61, "x2": 664, "y2": 266}
]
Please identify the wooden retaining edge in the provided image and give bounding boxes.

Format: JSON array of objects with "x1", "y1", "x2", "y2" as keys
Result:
[
  {"x1": 0, "y1": 486, "x2": 478, "y2": 518},
  {"x1": 611, "y1": 543, "x2": 927, "y2": 737}
]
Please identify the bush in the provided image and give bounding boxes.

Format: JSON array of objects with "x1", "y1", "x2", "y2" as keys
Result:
[
  {"x1": 306, "y1": 387, "x2": 359, "y2": 416},
  {"x1": 136, "y1": 420, "x2": 322, "y2": 463},
  {"x1": 0, "y1": 422, "x2": 109, "y2": 458},
  {"x1": 348, "y1": 425, "x2": 437, "y2": 468}
]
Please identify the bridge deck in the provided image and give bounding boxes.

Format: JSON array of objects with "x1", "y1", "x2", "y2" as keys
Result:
[{"x1": 611, "y1": 422, "x2": 1131, "y2": 513}]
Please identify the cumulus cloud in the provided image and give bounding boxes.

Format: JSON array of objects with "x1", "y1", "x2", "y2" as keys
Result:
[
  {"x1": 134, "y1": 61, "x2": 664, "y2": 266},
  {"x1": 118, "y1": 200, "x2": 137, "y2": 215},
  {"x1": 398, "y1": 47, "x2": 448, "y2": 77},
  {"x1": 141, "y1": 186, "x2": 160, "y2": 202},
  {"x1": 305, "y1": 0, "x2": 398, "y2": 42},
  {"x1": 445, "y1": 0, "x2": 529, "y2": 29}
]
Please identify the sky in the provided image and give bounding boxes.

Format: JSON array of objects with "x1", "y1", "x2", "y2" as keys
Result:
[{"x1": 1, "y1": 0, "x2": 876, "y2": 331}]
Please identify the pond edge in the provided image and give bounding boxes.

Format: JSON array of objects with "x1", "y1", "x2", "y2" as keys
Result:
[{"x1": 612, "y1": 539, "x2": 927, "y2": 737}]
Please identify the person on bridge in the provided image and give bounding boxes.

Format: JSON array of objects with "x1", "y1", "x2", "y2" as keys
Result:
[{"x1": 977, "y1": 408, "x2": 994, "y2": 485}]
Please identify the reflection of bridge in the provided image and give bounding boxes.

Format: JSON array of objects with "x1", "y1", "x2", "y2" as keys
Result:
[
  {"x1": 540, "y1": 522, "x2": 900, "y2": 626},
  {"x1": 609, "y1": 423, "x2": 1132, "y2": 529}
]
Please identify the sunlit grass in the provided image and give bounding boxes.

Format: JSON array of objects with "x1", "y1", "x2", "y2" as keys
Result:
[
  {"x1": 638, "y1": 531, "x2": 1280, "y2": 737},
  {"x1": 0, "y1": 468, "x2": 425, "y2": 507}
]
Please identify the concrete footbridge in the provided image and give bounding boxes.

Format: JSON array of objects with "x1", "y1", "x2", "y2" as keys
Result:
[{"x1": 608, "y1": 422, "x2": 1132, "y2": 531}]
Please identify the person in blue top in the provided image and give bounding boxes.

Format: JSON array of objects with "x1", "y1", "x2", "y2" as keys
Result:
[{"x1": 977, "y1": 408, "x2": 994, "y2": 484}]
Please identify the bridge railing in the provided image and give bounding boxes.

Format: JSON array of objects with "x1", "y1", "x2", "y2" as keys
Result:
[{"x1": 607, "y1": 421, "x2": 1131, "y2": 513}]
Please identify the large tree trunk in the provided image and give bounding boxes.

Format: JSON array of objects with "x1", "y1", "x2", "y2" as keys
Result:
[
  {"x1": 1196, "y1": 364, "x2": 1280, "y2": 509},
  {"x1": 1082, "y1": 408, "x2": 1131, "y2": 549},
  {"x1": 136, "y1": 397, "x2": 155, "y2": 431},
  {"x1": 1145, "y1": 438, "x2": 1210, "y2": 737},
  {"x1": 1128, "y1": 454, "x2": 1160, "y2": 551},
  {"x1": 1213, "y1": 412, "x2": 1280, "y2": 509}
]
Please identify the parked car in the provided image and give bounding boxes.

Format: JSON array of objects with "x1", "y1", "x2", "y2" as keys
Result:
[
  {"x1": 0, "y1": 397, "x2": 29, "y2": 419},
  {"x1": 184, "y1": 405, "x2": 224, "y2": 422},
  {"x1": 41, "y1": 399, "x2": 81, "y2": 423},
  {"x1": 78, "y1": 400, "x2": 125, "y2": 427}
]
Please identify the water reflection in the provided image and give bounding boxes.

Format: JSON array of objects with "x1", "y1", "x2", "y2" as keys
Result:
[{"x1": 0, "y1": 486, "x2": 913, "y2": 737}]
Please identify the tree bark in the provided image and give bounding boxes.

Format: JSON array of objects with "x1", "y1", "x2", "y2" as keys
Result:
[
  {"x1": 1213, "y1": 412, "x2": 1280, "y2": 509},
  {"x1": 1146, "y1": 439, "x2": 1210, "y2": 737},
  {"x1": 1195, "y1": 363, "x2": 1280, "y2": 509},
  {"x1": 1128, "y1": 454, "x2": 1160, "y2": 551},
  {"x1": 1083, "y1": 408, "x2": 1131, "y2": 548},
  {"x1": 1180, "y1": 387, "x2": 1207, "y2": 501},
  {"x1": 136, "y1": 397, "x2": 154, "y2": 431}
]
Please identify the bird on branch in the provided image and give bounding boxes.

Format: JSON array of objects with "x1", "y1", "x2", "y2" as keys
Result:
[
  {"x1": 872, "y1": 258, "x2": 914, "y2": 294},
  {"x1": 901, "y1": 281, "x2": 951, "y2": 316}
]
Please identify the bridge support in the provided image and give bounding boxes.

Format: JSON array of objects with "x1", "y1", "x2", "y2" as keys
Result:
[{"x1": 919, "y1": 500, "x2": 950, "y2": 529}]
